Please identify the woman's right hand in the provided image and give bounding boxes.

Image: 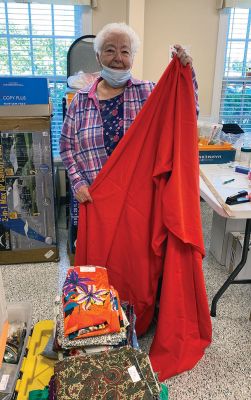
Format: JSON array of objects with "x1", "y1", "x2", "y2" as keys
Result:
[{"x1": 75, "y1": 185, "x2": 93, "y2": 203}]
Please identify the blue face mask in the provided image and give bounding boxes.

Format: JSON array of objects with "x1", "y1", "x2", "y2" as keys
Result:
[{"x1": 100, "y1": 64, "x2": 132, "y2": 88}]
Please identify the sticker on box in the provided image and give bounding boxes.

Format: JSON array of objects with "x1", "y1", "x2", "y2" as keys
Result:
[
  {"x1": 0, "y1": 374, "x2": 9, "y2": 390},
  {"x1": 44, "y1": 249, "x2": 54, "y2": 259}
]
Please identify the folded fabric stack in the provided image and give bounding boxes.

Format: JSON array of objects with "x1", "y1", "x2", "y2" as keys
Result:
[
  {"x1": 44, "y1": 266, "x2": 169, "y2": 399},
  {"x1": 31, "y1": 266, "x2": 168, "y2": 399},
  {"x1": 63, "y1": 266, "x2": 124, "y2": 339},
  {"x1": 54, "y1": 265, "x2": 139, "y2": 355},
  {"x1": 52, "y1": 346, "x2": 161, "y2": 400}
]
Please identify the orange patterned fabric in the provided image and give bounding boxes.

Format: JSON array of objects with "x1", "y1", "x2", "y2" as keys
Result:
[{"x1": 62, "y1": 266, "x2": 123, "y2": 339}]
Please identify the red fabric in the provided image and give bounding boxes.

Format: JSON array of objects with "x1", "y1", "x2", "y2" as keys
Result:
[{"x1": 75, "y1": 57, "x2": 212, "y2": 380}]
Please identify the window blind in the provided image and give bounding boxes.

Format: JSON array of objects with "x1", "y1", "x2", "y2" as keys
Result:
[
  {"x1": 219, "y1": 8, "x2": 251, "y2": 133},
  {"x1": 217, "y1": 0, "x2": 251, "y2": 9},
  {"x1": 0, "y1": 0, "x2": 83, "y2": 157}
]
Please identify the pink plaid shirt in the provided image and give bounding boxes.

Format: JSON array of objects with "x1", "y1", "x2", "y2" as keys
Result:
[{"x1": 60, "y1": 70, "x2": 199, "y2": 195}]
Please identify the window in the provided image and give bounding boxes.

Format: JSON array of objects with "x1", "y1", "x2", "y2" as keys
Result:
[
  {"x1": 219, "y1": 8, "x2": 251, "y2": 134},
  {"x1": 0, "y1": 0, "x2": 84, "y2": 157}
]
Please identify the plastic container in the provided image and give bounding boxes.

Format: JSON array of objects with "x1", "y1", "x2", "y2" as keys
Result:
[
  {"x1": 0, "y1": 302, "x2": 32, "y2": 400},
  {"x1": 14, "y1": 320, "x2": 55, "y2": 400},
  {"x1": 248, "y1": 171, "x2": 251, "y2": 188},
  {"x1": 240, "y1": 146, "x2": 251, "y2": 166}
]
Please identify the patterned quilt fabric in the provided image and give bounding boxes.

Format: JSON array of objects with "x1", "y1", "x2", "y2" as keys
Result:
[
  {"x1": 48, "y1": 375, "x2": 56, "y2": 400},
  {"x1": 62, "y1": 266, "x2": 123, "y2": 339},
  {"x1": 54, "y1": 346, "x2": 160, "y2": 400},
  {"x1": 56, "y1": 299, "x2": 127, "y2": 349}
]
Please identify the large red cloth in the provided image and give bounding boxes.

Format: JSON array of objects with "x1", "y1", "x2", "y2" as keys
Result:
[{"x1": 75, "y1": 57, "x2": 212, "y2": 380}]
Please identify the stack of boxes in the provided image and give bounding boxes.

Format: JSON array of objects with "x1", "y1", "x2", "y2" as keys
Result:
[
  {"x1": 0, "y1": 77, "x2": 58, "y2": 263},
  {"x1": 198, "y1": 122, "x2": 236, "y2": 164}
]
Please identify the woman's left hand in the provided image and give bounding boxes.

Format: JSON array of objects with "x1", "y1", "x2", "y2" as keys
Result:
[{"x1": 172, "y1": 44, "x2": 193, "y2": 67}]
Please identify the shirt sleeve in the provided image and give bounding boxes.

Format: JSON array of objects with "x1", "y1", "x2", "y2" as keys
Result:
[
  {"x1": 191, "y1": 66, "x2": 199, "y2": 118},
  {"x1": 60, "y1": 96, "x2": 89, "y2": 195}
]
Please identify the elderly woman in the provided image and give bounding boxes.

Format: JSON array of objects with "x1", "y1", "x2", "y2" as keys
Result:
[{"x1": 60, "y1": 22, "x2": 198, "y2": 203}]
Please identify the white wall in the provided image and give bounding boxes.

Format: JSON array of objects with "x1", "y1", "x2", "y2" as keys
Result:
[
  {"x1": 60, "y1": 0, "x2": 221, "y2": 196},
  {"x1": 143, "y1": 0, "x2": 220, "y2": 118},
  {"x1": 92, "y1": 0, "x2": 220, "y2": 118}
]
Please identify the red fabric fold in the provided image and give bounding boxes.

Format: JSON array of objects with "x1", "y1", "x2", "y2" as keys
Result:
[{"x1": 75, "y1": 57, "x2": 212, "y2": 380}]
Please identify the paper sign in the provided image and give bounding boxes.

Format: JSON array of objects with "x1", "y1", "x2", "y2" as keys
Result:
[
  {"x1": 0, "y1": 374, "x2": 9, "y2": 391},
  {"x1": 80, "y1": 266, "x2": 96, "y2": 272},
  {"x1": 44, "y1": 250, "x2": 54, "y2": 259},
  {"x1": 128, "y1": 366, "x2": 141, "y2": 383}
]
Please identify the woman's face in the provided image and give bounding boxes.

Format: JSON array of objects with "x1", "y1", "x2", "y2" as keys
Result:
[{"x1": 98, "y1": 32, "x2": 133, "y2": 70}]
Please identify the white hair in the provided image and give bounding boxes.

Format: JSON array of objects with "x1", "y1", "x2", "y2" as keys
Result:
[{"x1": 93, "y1": 22, "x2": 140, "y2": 56}]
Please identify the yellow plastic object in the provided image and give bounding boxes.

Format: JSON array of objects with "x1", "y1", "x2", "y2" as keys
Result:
[
  {"x1": 66, "y1": 92, "x2": 75, "y2": 107},
  {"x1": 15, "y1": 320, "x2": 56, "y2": 400},
  {"x1": 198, "y1": 140, "x2": 233, "y2": 150}
]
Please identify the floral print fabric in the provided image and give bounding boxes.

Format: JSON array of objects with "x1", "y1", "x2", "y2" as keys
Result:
[
  {"x1": 63, "y1": 266, "x2": 123, "y2": 340},
  {"x1": 56, "y1": 299, "x2": 127, "y2": 349},
  {"x1": 100, "y1": 93, "x2": 124, "y2": 157}
]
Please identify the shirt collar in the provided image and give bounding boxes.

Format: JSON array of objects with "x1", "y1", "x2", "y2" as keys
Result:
[{"x1": 80, "y1": 76, "x2": 144, "y2": 97}]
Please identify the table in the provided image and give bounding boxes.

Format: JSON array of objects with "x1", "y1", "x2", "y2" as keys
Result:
[{"x1": 200, "y1": 164, "x2": 251, "y2": 317}]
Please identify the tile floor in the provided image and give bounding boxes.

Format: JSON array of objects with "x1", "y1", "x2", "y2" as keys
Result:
[{"x1": 1, "y1": 202, "x2": 251, "y2": 400}]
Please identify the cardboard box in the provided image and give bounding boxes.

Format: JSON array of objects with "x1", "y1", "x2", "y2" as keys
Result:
[
  {"x1": 0, "y1": 77, "x2": 51, "y2": 117},
  {"x1": 209, "y1": 211, "x2": 246, "y2": 265},
  {"x1": 225, "y1": 232, "x2": 251, "y2": 280},
  {"x1": 0, "y1": 117, "x2": 58, "y2": 263},
  {"x1": 198, "y1": 138, "x2": 236, "y2": 164},
  {"x1": 0, "y1": 77, "x2": 49, "y2": 105},
  {"x1": 199, "y1": 149, "x2": 236, "y2": 164},
  {"x1": 0, "y1": 103, "x2": 52, "y2": 117}
]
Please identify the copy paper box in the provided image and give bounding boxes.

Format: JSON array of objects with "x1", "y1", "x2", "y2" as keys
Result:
[
  {"x1": 0, "y1": 103, "x2": 52, "y2": 117},
  {"x1": 0, "y1": 77, "x2": 49, "y2": 105},
  {"x1": 0, "y1": 77, "x2": 51, "y2": 117},
  {"x1": 199, "y1": 149, "x2": 236, "y2": 164},
  {"x1": 198, "y1": 142, "x2": 236, "y2": 164}
]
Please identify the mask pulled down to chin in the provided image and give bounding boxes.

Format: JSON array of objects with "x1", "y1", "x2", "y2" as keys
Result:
[{"x1": 100, "y1": 64, "x2": 132, "y2": 88}]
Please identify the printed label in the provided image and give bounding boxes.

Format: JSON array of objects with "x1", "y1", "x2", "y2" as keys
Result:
[
  {"x1": 80, "y1": 266, "x2": 96, "y2": 272},
  {"x1": 0, "y1": 374, "x2": 9, "y2": 390},
  {"x1": 128, "y1": 366, "x2": 141, "y2": 383},
  {"x1": 44, "y1": 249, "x2": 54, "y2": 259}
]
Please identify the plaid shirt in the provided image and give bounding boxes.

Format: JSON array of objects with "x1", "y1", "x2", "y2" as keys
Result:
[{"x1": 60, "y1": 69, "x2": 199, "y2": 194}]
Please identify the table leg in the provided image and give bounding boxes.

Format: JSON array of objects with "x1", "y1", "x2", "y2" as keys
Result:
[{"x1": 210, "y1": 218, "x2": 251, "y2": 317}]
